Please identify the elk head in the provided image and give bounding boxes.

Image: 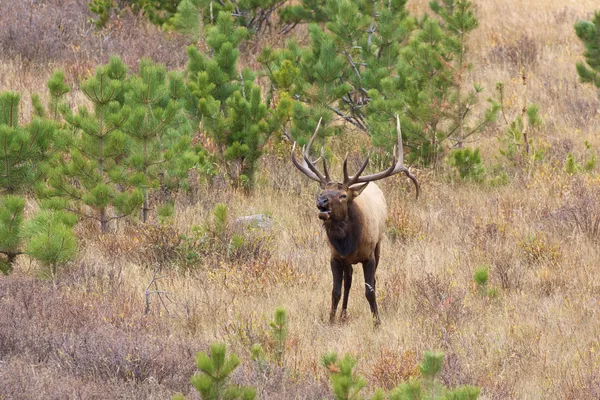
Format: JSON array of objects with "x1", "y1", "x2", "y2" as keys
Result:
[{"x1": 291, "y1": 116, "x2": 419, "y2": 222}]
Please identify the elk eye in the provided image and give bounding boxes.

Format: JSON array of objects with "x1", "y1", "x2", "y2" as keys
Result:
[{"x1": 340, "y1": 194, "x2": 347, "y2": 200}]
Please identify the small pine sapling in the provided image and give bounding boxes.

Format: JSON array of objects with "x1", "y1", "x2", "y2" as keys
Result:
[
  {"x1": 388, "y1": 351, "x2": 480, "y2": 400},
  {"x1": 24, "y1": 208, "x2": 77, "y2": 281},
  {"x1": 0, "y1": 196, "x2": 25, "y2": 273},
  {"x1": 473, "y1": 266, "x2": 497, "y2": 298},
  {"x1": 0, "y1": 86, "x2": 75, "y2": 274},
  {"x1": 575, "y1": 12, "x2": 600, "y2": 91},
  {"x1": 322, "y1": 352, "x2": 367, "y2": 400},
  {"x1": 497, "y1": 78, "x2": 543, "y2": 168},
  {"x1": 269, "y1": 307, "x2": 288, "y2": 366},
  {"x1": 177, "y1": 343, "x2": 256, "y2": 400},
  {"x1": 449, "y1": 148, "x2": 485, "y2": 182}
]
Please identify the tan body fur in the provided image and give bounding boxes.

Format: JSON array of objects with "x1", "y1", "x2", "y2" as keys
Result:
[{"x1": 328, "y1": 183, "x2": 387, "y2": 264}]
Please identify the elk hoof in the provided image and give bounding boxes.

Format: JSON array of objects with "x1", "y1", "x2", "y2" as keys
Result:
[
  {"x1": 329, "y1": 311, "x2": 337, "y2": 324},
  {"x1": 339, "y1": 310, "x2": 348, "y2": 323}
]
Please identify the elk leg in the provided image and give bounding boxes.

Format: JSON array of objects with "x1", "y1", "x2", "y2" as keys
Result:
[
  {"x1": 340, "y1": 264, "x2": 353, "y2": 321},
  {"x1": 374, "y1": 242, "x2": 381, "y2": 268},
  {"x1": 363, "y1": 258, "x2": 381, "y2": 326},
  {"x1": 330, "y1": 258, "x2": 344, "y2": 323}
]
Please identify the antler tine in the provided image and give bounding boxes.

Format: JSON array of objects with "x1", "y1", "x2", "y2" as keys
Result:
[
  {"x1": 320, "y1": 148, "x2": 331, "y2": 182},
  {"x1": 344, "y1": 154, "x2": 370, "y2": 187},
  {"x1": 291, "y1": 142, "x2": 324, "y2": 183},
  {"x1": 290, "y1": 118, "x2": 329, "y2": 185},
  {"x1": 304, "y1": 117, "x2": 322, "y2": 160},
  {"x1": 342, "y1": 153, "x2": 349, "y2": 184},
  {"x1": 353, "y1": 115, "x2": 420, "y2": 198},
  {"x1": 302, "y1": 118, "x2": 328, "y2": 183}
]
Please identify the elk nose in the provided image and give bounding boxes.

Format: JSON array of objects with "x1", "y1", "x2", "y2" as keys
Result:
[{"x1": 317, "y1": 197, "x2": 328, "y2": 209}]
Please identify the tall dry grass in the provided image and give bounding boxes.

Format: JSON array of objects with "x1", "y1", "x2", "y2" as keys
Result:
[{"x1": 2, "y1": 0, "x2": 600, "y2": 399}]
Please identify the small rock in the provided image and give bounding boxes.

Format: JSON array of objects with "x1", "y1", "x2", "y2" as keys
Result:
[{"x1": 233, "y1": 214, "x2": 273, "y2": 229}]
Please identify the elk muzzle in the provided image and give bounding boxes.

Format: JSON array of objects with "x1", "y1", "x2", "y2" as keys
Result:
[{"x1": 316, "y1": 196, "x2": 331, "y2": 220}]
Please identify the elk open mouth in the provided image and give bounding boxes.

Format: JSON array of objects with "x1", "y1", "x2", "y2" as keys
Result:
[{"x1": 317, "y1": 206, "x2": 331, "y2": 220}]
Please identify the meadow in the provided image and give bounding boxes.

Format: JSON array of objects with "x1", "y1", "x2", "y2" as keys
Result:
[{"x1": 1, "y1": 0, "x2": 600, "y2": 399}]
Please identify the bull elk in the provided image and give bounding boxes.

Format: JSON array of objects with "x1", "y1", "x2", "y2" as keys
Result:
[{"x1": 291, "y1": 116, "x2": 419, "y2": 325}]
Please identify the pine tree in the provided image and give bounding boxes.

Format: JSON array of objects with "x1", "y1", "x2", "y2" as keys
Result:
[
  {"x1": 322, "y1": 352, "x2": 367, "y2": 400},
  {"x1": 187, "y1": 343, "x2": 256, "y2": 400},
  {"x1": 575, "y1": 11, "x2": 600, "y2": 90},
  {"x1": 0, "y1": 195, "x2": 25, "y2": 272},
  {"x1": 123, "y1": 58, "x2": 199, "y2": 222},
  {"x1": 395, "y1": 0, "x2": 498, "y2": 164},
  {"x1": 24, "y1": 208, "x2": 77, "y2": 280},
  {"x1": 173, "y1": 0, "x2": 286, "y2": 37},
  {"x1": 269, "y1": 307, "x2": 287, "y2": 366},
  {"x1": 261, "y1": 0, "x2": 413, "y2": 148},
  {"x1": 186, "y1": 12, "x2": 279, "y2": 188},
  {"x1": 388, "y1": 351, "x2": 480, "y2": 400},
  {"x1": 0, "y1": 81, "x2": 76, "y2": 275},
  {"x1": 279, "y1": 0, "x2": 327, "y2": 28},
  {"x1": 46, "y1": 56, "x2": 143, "y2": 232}
]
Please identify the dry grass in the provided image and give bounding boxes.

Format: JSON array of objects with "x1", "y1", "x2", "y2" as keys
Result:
[{"x1": 2, "y1": 0, "x2": 600, "y2": 399}]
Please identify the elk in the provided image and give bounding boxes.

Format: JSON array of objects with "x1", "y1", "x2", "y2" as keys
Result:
[{"x1": 291, "y1": 116, "x2": 419, "y2": 325}]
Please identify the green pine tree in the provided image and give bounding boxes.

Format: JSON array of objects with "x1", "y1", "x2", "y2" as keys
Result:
[
  {"x1": 322, "y1": 352, "x2": 367, "y2": 400},
  {"x1": 123, "y1": 58, "x2": 200, "y2": 223},
  {"x1": 186, "y1": 12, "x2": 279, "y2": 188},
  {"x1": 269, "y1": 307, "x2": 288, "y2": 366},
  {"x1": 395, "y1": 0, "x2": 498, "y2": 164},
  {"x1": 263, "y1": 0, "x2": 413, "y2": 143},
  {"x1": 24, "y1": 208, "x2": 77, "y2": 280},
  {"x1": 279, "y1": 0, "x2": 328, "y2": 28},
  {"x1": 0, "y1": 82, "x2": 76, "y2": 275},
  {"x1": 45, "y1": 56, "x2": 143, "y2": 232},
  {"x1": 388, "y1": 351, "x2": 480, "y2": 400},
  {"x1": 0, "y1": 195, "x2": 25, "y2": 272},
  {"x1": 184, "y1": 343, "x2": 256, "y2": 400},
  {"x1": 575, "y1": 11, "x2": 600, "y2": 90},
  {"x1": 173, "y1": 0, "x2": 286, "y2": 37}
]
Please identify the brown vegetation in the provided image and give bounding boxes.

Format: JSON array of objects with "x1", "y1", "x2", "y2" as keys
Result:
[{"x1": 2, "y1": 0, "x2": 600, "y2": 399}]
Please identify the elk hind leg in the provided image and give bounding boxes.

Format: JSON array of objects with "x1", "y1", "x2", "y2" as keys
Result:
[{"x1": 363, "y1": 257, "x2": 380, "y2": 326}]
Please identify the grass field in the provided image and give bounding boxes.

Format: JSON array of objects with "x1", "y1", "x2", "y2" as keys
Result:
[{"x1": 1, "y1": 0, "x2": 600, "y2": 399}]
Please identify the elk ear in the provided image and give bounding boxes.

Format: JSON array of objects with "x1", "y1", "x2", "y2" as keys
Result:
[{"x1": 350, "y1": 182, "x2": 369, "y2": 198}]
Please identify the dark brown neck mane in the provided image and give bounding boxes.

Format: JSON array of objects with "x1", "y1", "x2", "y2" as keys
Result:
[{"x1": 324, "y1": 201, "x2": 363, "y2": 258}]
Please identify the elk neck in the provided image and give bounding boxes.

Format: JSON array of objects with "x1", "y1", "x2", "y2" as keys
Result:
[{"x1": 324, "y1": 201, "x2": 363, "y2": 258}]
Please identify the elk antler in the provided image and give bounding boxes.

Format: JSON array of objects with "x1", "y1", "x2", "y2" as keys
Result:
[
  {"x1": 343, "y1": 115, "x2": 419, "y2": 198},
  {"x1": 291, "y1": 118, "x2": 331, "y2": 185}
]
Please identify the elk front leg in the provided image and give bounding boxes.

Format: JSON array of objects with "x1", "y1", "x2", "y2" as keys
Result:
[
  {"x1": 363, "y1": 257, "x2": 380, "y2": 326},
  {"x1": 340, "y1": 264, "x2": 353, "y2": 322},
  {"x1": 330, "y1": 258, "x2": 344, "y2": 323}
]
